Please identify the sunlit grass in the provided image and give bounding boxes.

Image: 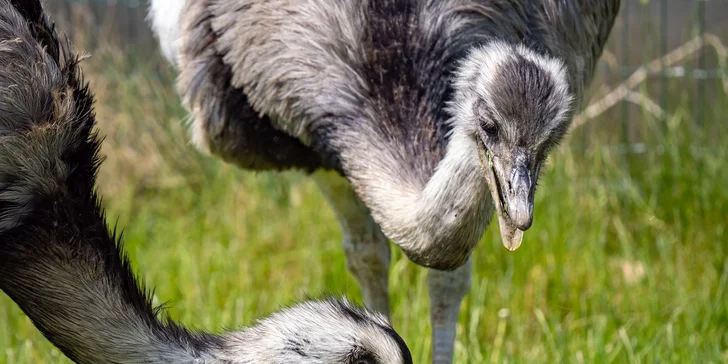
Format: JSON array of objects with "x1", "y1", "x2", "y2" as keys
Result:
[{"x1": 1, "y1": 22, "x2": 727, "y2": 364}]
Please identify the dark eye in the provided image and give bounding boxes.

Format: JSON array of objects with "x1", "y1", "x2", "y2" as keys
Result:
[
  {"x1": 481, "y1": 120, "x2": 498, "y2": 137},
  {"x1": 475, "y1": 100, "x2": 498, "y2": 137}
]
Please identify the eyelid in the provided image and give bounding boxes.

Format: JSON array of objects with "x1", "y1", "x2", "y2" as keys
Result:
[
  {"x1": 481, "y1": 119, "x2": 497, "y2": 135},
  {"x1": 475, "y1": 100, "x2": 497, "y2": 134}
]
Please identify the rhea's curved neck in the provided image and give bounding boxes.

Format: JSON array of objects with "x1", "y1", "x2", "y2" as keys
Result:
[{"x1": 337, "y1": 119, "x2": 494, "y2": 270}]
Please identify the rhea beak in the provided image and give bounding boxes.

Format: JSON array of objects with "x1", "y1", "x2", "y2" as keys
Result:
[{"x1": 479, "y1": 149, "x2": 537, "y2": 251}]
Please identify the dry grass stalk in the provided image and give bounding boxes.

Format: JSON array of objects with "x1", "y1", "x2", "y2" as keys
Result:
[{"x1": 572, "y1": 33, "x2": 728, "y2": 131}]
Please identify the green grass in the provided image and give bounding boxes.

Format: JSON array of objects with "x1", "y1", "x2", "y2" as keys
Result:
[{"x1": 1, "y1": 41, "x2": 728, "y2": 363}]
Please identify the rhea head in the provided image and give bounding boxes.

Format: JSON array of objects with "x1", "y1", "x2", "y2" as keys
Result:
[
  {"x1": 451, "y1": 41, "x2": 574, "y2": 251},
  {"x1": 229, "y1": 298, "x2": 413, "y2": 364}
]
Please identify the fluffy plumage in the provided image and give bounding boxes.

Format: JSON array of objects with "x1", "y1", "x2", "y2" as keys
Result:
[{"x1": 0, "y1": 1, "x2": 412, "y2": 363}]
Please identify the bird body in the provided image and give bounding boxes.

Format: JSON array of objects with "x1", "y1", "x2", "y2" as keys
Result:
[
  {"x1": 0, "y1": 1, "x2": 412, "y2": 363},
  {"x1": 150, "y1": 1, "x2": 620, "y2": 362}
]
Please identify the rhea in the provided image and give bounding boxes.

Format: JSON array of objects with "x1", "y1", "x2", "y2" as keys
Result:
[
  {"x1": 0, "y1": 1, "x2": 413, "y2": 363},
  {"x1": 149, "y1": 1, "x2": 620, "y2": 362}
]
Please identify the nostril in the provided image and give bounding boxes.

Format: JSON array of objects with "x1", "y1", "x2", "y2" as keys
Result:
[{"x1": 512, "y1": 167, "x2": 530, "y2": 193}]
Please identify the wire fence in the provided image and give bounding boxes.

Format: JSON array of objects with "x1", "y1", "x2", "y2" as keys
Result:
[
  {"x1": 48, "y1": 0, "x2": 728, "y2": 149},
  {"x1": 610, "y1": 0, "x2": 723, "y2": 128}
]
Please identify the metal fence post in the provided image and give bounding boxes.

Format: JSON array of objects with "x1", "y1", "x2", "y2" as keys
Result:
[
  {"x1": 661, "y1": 0, "x2": 668, "y2": 133},
  {"x1": 622, "y1": 0, "x2": 630, "y2": 145},
  {"x1": 696, "y1": 0, "x2": 706, "y2": 127}
]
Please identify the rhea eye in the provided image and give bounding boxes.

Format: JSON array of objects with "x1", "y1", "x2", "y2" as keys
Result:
[
  {"x1": 481, "y1": 120, "x2": 498, "y2": 137},
  {"x1": 475, "y1": 100, "x2": 498, "y2": 137}
]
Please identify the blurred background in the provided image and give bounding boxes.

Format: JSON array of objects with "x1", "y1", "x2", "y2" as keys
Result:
[{"x1": 1, "y1": 1, "x2": 727, "y2": 363}]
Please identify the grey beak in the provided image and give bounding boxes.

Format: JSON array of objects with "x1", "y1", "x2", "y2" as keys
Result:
[
  {"x1": 507, "y1": 164, "x2": 534, "y2": 230},
  {"x1": 479, "y1": 146, "x2": 538, "y2": 252}
]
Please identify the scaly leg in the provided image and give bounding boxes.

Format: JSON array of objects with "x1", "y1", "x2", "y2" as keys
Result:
[
  {"x1": 312, "y1": 171, "x2": 391, "y2": 317},
  {"x1": 428, "y1": 258, "x2": 472, "y2": 364}
]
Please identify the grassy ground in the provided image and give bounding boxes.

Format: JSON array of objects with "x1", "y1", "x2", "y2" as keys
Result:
[{"x1": 1, "y1": 36, "x2": 728, "y2": 363}]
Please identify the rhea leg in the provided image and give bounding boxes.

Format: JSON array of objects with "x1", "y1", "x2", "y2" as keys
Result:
[
  {"x1": 428, "y1": 257, "x2": 472, "y2": 364},
  {"x1": 312, "y1": 171, "x2": 391, "y2": 317}
]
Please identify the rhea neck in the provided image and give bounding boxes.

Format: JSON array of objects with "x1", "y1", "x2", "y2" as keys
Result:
[
  {"x1": 0, "y1": 197, "x2": 386, "y2": 364},
  {"x1": 0, "y1": 187, "x2": 408, "y2": 363},
  {"x1": 337, "y1": 75, "x2": 491, "y2": 270},
  {"x1": 0, "y1": 191, "x2": 406, "y2": 363},
  {"x1": 340, "y1": 113, "x2": 492, "y2": 271}
]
